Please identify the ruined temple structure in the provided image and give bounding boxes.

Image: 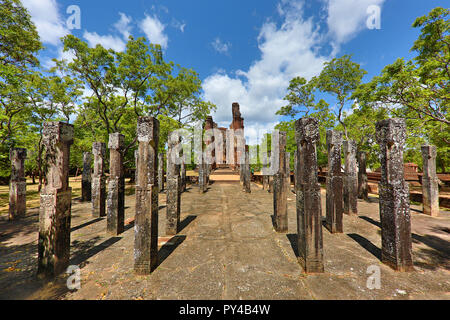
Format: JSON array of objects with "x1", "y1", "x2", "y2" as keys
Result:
[{"x1": 229, "y1": 103, "x2": 245, "y2": 170}]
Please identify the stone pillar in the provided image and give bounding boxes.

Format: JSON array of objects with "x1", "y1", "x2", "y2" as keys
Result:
[
  {"x1": 273, "y1": 132, "x2": 288, "y2": 233},
  {"x1": 295, "y1": 118, "x2": 324, "y2": 273},
  {"x1": 134, "y1": 117, "x2": 159, "y2": 274},
  {"x1": 158, "y1": 153, "x2": 164, "y2": 193},
  {"x1": 343, "y1": 140, "x2": 358, "y2": 215},
  {"x1": 81, "y1": 152, "x2": 92, "y2": 202},
  {"x1": 325, "y1": 130, "x2": 343, "y2": 234},
  {"x1": 37, "y1": 122, "x2": 73, "y2": 278},
  {"x1": 106, "y1": 133, "x2": 125, "y2": 236},
  {"x1": 198, "y1": 157, "x2": 207, "y2": 194},
  {"x1": 243, "y1": 146, "x2": 251, "y2": 193},
  {"x1": 181, "y1": 160, "x2": 186, "y2": 192},
  {"x1": 285, "y1": 152, "x2": 291, "y2": 193},
  {"x1": 294, "y1": 149, "x2": 299, "y2": 190},
  {"x1": 9, "y1": 148, "x2": 27, "y2": 220},
  {"x1": 357, "y1": 151, "x2": 369, "y2": 201},
  {"x1": 268, "y1": 176, "x2": 273, "y2": 193},
  {"x1": 376, "y1": 118, "x2": 413, "y2": 272},
  {"x1": 421, "y1": 145, "x2": 439, "y2": 217},
  {"x1": 92, "y1": 142, "x2": 106, "y2": 218},
  {"x1": 166, "y1": 132, "x2": 181, "y2": 235}
]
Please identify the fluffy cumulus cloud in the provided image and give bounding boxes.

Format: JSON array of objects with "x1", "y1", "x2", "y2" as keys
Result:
[
  {"x1": 114, "y1": 12, "x2": 133, "y2": 40},
  {"x1": 326, "y1": 0, "x2": 385, "y2": 45},
  {"x1": 139, "y1": 14, "x2": 169, "y2": 49},
  {"x1": 83, "y1": 31, "x2": 127, "y2": 52},
  {"x1": 203, "y1": 0, "x2": 328, "y2": 141},
  {"x1": 22, "y1": 0, "x2": 69, "y2": 46}
]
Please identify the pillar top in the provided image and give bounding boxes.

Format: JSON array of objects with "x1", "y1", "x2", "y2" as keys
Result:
[
  {"x1": 137, "y1": 116, "x2": 159, "y2": 143},
  {"x1": 92, "y1": 142, "x2": 106, "y2": 155},
  {"x1": 108, "y1": 132, "x2": 124, "y2": 150},
  {"x1": 295, "y1": 118, "x2": 319, "y2": 144},
  {"x1": 43, "y1": 121, "x2": 74, "y2": 145},
  {"x1": 343, "y1": 140, "x2": 357, "y2": 152},
  {"x1": 10, "y1": 148, "x2": 27, "y2": 160},
  {"x1": 326, "y1": 130, "x2": 343, "y2": 146},
  {"x1": 376, "y1": 118, "x2": 406, "y2": 145},
  {"x1": 421, "y1": 145, "x2": 436, "y2": 157}
]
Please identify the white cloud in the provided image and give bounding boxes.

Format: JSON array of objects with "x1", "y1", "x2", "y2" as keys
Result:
[
  {"x1": 203, "y1": 0, "x2": 328, "y2": 136},
  {"x1": 22, "y1": 0, "x2": 69, "y2": 46},
  {"x1": 83, "y1": 31, "x2": 127, "y2": 52},
  {"x1": 326, "y1": 0, "x2": 385, "y2": 45},
  {"x1": 139, "y1": 15, "x2": 168, "y2": 49},
  {"x1": 211, "y1": 38, "x2": 231, "y2": 54},
  {"x1": 114, "y1": 12, "x2": 133, "y2": 40}
]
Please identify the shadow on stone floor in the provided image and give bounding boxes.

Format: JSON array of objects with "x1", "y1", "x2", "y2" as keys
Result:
[
  {"x1": 359, "y1": 215, "x2": 381, "y2": 228},
  {"x1": 347, "y1": 233, "x2": 382, "y2": 260},
  {"x1": 286, "y1": 233, "x2": 299, "y2": 258},
  {"x1": 157, "y1": 235, "x2": 186, "y2": 268},
  {"x1": 70, "y1": 236, "x2": 122, "y2": 268},
  {"x1": 179, "y1": 215, "x2": 197, "y2": 233},
  {"x1": 71, "y1": 217, "x2": 104, "y2": 232}
]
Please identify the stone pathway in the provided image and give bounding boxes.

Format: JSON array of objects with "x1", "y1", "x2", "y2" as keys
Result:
[{"x1": 0, "y1": 181, "x2": 449, "y2": 300}]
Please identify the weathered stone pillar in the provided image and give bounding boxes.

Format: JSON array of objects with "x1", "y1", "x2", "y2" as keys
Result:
[
  {"x1": 376, "y1": 118, "x2": 413, "y2": 272},
  {"x1": 166, "y1": 132, "x2": 181, "y2": 235},
  {"x1": 343, "y1": 140, "x2": 358, "y2": 215},
  {"x1": 9, "y1": 148, "x2": 27, "y2": 220},
  {"x1": 92, "y1": 142, "x2": 106, "y2": 218},
  {"x1": 106, "y1": 133, "x2": 125, "y2": 236},
  {"x1": 198, "y1": 157, "x2": 207, "y2": 193},
  {"x1": 295, "y1": 118, "x2": 324, "y2": 273},
  {"x1": 181, "y1": 160, "x2": 186, "y2": 192},
  {"x1": 158, "y1": 153, "x2": 164, "y2": 193},
  {"x1": 357, "y1": 151, "x2": 369, "y2": 201},
  {"x1": 273, "y1": 132, "x2": 288, "y2": 233},
  {"x1": 37, "y1": 122, "x2": 73, "y2": 278},
  {"x1": 285, "y1": 152, "x2": 291, "y2": 193},
  {"x1": 294, "y1": 149, "x2": 299, "y2": 190},
  {"x1": 268, "y1": 175, "x2": 273, "y2": 193},
  {"x1": 261, "y1": 152, "x2": 269, "y2": 190},
  {"x1": 243, "y1": 146, "x2": 251, "y2": 193},
  {"x1": 134, "y1": 117, "x2": 159, "y2": 274},
  {"x1": 325, "y1": 130, "x2": 343, "y2": 234},
  {"x1": 421, "y1": 145, "x2": 439, "y2": 217},
  {"x1": 81, "y1": 152, "x2": 92, "y2": 202}
]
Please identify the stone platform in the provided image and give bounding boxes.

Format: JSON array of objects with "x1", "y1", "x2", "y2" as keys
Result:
[{"x1": 0, "y1": 181, "x2": 449, "y2": 300}]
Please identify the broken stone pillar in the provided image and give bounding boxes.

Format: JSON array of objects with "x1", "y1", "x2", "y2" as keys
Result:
[
  {"x1": 325, "y1": 130, "x2": 343, "y2": 234},
  {"x1": 421, "y1": 145, "x2": 439, "y2": 217},
  {"x1": 295, "y1": 118, "x2": 324, "y2": 273},
  {"x1": 37, "y1": 122, "x2": 73, "y2": 278},
  {"x1": 81, "y1": 152, "x2": 92, "y2": 202},
  {"x1": 106, "y1": 133, "x2": 125, "y2": 236},
  {"x1": 158, "y1": 153, "x2": 164, "y2": 193},
  {"x1": 166, "y1": 132, "x2": 181, "y2": 235},
  {"x1": 9, "y1": 148, "x2": 27, "y2": 220},
  {"x1": 343, "y1": 140, "x2": 358, "y2": 215},
  {"x1": 273, "y1": 132, "x2": 288, "y2": 233},
  {"x1": 285, "y1": 152, "x2": 291, "y2": 193},
  {"x1": 134, "y1": 117, "x2": 159, "y2": 274},
  {"x1": 268, "y1": 175, "x2": 273, "y2": 193},
  {"x1": 92, "y1": 142, "x2": 106, "y2": 218},
  {"x1": 376, "y1": 118, "x2": 413, "y2": 272},
  {"x1": 243, "y1": 147, "x2": 251, "y2": 193},
  {"x1": 357, "y1": 151, "x2": 369, "y2": 201}
]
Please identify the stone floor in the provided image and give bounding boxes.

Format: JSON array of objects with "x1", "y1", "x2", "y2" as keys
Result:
[{"x1": 0, "y1": 180, "x2": 449, "y2": 300}]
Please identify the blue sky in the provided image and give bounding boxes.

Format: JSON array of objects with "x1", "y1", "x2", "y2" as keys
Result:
[{"x1": 22, "y1": 0, "x2": 448, "y2": 143}]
